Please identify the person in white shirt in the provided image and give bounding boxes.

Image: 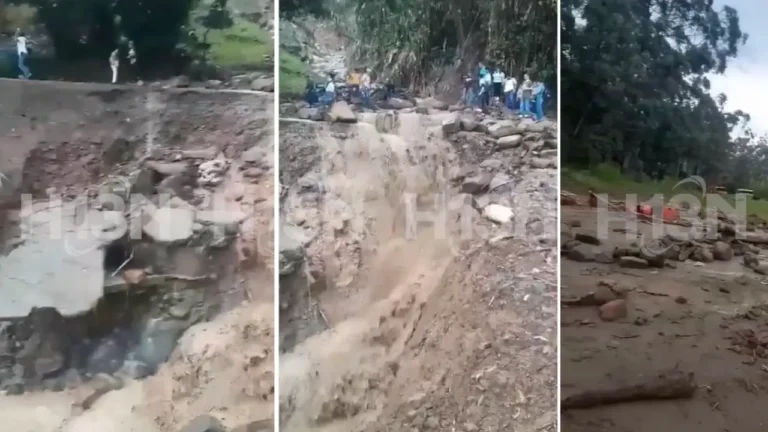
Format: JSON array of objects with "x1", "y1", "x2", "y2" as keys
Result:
[
  {"x1": 491, "y1": 67, "x2": 505, "y2": 100},
  {"x1": 360, "y1": 67, "x2": 372, "y2": 108},
  {"x1": 503, "y1": 76, "x2": 517, "y2": 110},
  {"x1": 110, "y1": 49, "x2": 120, "y2": 84},
  {"x1": 520, "y1": 73, "x2": 534, "y2": 117},
  {"x1": 322, "y1": 72, "x2": 336, "y2": 106},
  {"x1": 14, "y1": 29, "x2": 31, "y2": 79}
]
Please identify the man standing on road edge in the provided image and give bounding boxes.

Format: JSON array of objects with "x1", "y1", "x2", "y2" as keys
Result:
[{"x1": 14, "y1": 29, "x2": 31, "y2": 79}]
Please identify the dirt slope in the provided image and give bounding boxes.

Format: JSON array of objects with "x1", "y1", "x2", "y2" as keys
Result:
[
  {"x1": 279, "y1": 109, "x2": 558, "y2": 431},
  {"x1": 0, "y1": 79, "x2": 274, "y2": 432}
]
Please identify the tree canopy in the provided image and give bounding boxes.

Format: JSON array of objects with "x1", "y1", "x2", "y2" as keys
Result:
[
  {"x1": 561, "y1": 0, "x2": 758, "y2": 188},
  {"x1": 349, "y1": 0, "x2": 557, "y2": 92}
]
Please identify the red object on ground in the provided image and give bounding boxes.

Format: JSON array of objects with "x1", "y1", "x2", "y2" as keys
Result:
[
  {"x1": 662, "y1": 206, "x2": 680, "y2": 222},
  {"x1": 634, "y1": 204, "x2": 680, "y2": 223}
]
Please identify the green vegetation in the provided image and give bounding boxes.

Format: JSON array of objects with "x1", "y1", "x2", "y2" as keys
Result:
[
  {"x1": 563, "y1": 164, "x2": 768, "y2": 221},
  {"x1": 196, "y1": 19, "x2": 272, "y2": 70},
  {"x1": 561, "y1": 0, "x2": 764, "y2": 192},
  {"x1": 279, "y1": 49, "x2": 309, "y2": 97},
  {"x1": 1, "y1": 0, "x2": 272, "y2": 75}
]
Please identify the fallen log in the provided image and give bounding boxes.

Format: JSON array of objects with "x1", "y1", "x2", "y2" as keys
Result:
[{"x1": 561, "y1": 369, "x2": 696, "y2": 410}]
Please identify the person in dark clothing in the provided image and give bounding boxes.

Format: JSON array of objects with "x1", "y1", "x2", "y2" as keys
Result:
[
  {"x1": 461, "y1": 74, "x2": 475, "y2": 106},
  {"x1": 384, "y1": 83, "x2": 396, "y2": 100},
  {"x1": 305, "y1": 79, "x2": 319, "y2": 107}
]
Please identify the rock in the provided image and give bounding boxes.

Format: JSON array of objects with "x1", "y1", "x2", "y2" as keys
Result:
[
  {"x1": 251, "y1": 77, "x2": 274, "y2": 92},
  {"x1": 567, "y1": 243, "x2": 595, "y2": 262},
  {"x1": 441, "y1": 116, "x2": 460, "y2": 135},
  {"x1": 599, "y1": 299, "x2": 628, "y2": 321},
  {"x1": 497, "y1": 134, "x2": 523, "y2": 149},
  {"x1": 135, "y1": 318, "x2": 188, "y2": 367},
  {"x1": 298, "y1": 107, "x2": 323, "y2": 121},
  {"x1": 326, "y1": 101, "x2": 357, "y2": 123},
  {"x1": 179, "y1": 415, "x2": 228, "y2": 432},
  {"x1": 280, "y1": 225, "x2": 308, "y2": 275},
  {"x1": 713, "y1": 241, "x2": 733, "y2": 261},
  {"x1": 145, "y1": 161, "x2": 189, "y2": 176},
  {"x1": 574, "y1": 232, "x2": 601, "y2": 245},
  {"x1": 693, "y1": 246, "x2": 714, "y2": 263},
  {"x1": 593, "y1": 285, "x2": 618, "y2": 305},
  {"x1": 755, "y1": 262, "x2": 768, "y2": 275},
  {"x1": 121, "y1": 269, "x2": 147, "y2": 285},
  {"x1": 461, "y1": 172, "x2": 493, "y2": 194},
  {"x1": 460, "y1": 116, "x2": 478, "y2": 131},
  {"x1": 595, "y1": 251, "x2": 614, "y2": 264},
  {"x1": 4, "y1": 380, "x2": 24, "y2": 395},
  {"x1": 488, "y1": 173, "x2": 510, "y2": 191},
  {"x1": 116, "y1": 359, "x2": 151, "y2": 380},
  {"x1": 167, "y1": 76, "x2": 190, "y2": 88},
  {"x1": 87, "y1": 337, "x2": 125, "y2": 375},
  {"x1": 530, "y1": 157, "x2": 555, "y2": 169},
  {"x1": 487, "y1": 121, "x2": 518, "y2": 138},
  {"x1": 417, "y1": 97, "x2": 448, "y2": 110},
  {"x1": 745, "y1": 252, "x2": 760, "y2": 268},
  {"x1": 198, "y1": 159, "x2": 230, "y2": 186},
  {"x1": 483, "y1": 204, "x2": 514, "y2": 224},
  {"x1": 386, "y1": 97, "x2": 414, "y2": 110},
  {"x1": 76, "y1": 373, "x2": 123, "y2": 410},
  {"x1": 479, "y1": 159, "x2": 502, "y2": 170},
  {"x1": 415, "y1": 106, "x2": 429, "y2": 114},
  {"x1": 231, "y1": 419, "x2": 273, "y2": 432},
  {"x1": 619, "y1": 256, "x2": 649, "y2": 269},
  {"x1": 242, "y1": 146, "x2": 269, "y2": 165},
  {"x1": 143, "y1": 207, "x2": 195, "y2": 243},
  {"x1": 181, "y1": 147, "x2": 219, "y2": 160}
]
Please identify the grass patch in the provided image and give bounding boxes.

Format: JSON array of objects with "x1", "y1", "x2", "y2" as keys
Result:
[
  {"x1": 200, "y1": 19, "x2": 272, "y2": 70},
  {"x1": 563, "y1": 163, "x2": 768, "y2": 221},
  {"x1": 279, "y1": 49, "x2": 308, "y2": 99},
  {"x1": 1, "y1": 4, "x2": 37, "y2": 33}
]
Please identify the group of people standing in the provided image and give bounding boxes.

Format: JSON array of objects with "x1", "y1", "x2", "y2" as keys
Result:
[
  {"x1": 306, "y1": 67, "x2": 384, "y2": 108},
  {"x1": 463, "y1": 62, "x2": 548, "y2": 121}
]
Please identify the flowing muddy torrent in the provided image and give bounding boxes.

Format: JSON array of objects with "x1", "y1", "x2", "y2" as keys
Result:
[
  {"x1": 279, "y1": 109, "x2": 559, "y2": 431},
  {"x1": 0, "y1": 79, "x2": 274, "y2": 432}
]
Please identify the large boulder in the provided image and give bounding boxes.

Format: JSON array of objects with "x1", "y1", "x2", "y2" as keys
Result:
[{"x1": 325, "y1": 101, "x2": 357, "y2": 123}]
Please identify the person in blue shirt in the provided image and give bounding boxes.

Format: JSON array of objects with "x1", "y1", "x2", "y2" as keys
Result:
[
  {"x1": 478, "y1": 71, "x2": 492, "y2": 108},
  {"x1": 532, "y1": 81, "x2": 548, "y2": 121},
  {"x1": 478, "y1": 62, "x2": 489, "y2": 80}
]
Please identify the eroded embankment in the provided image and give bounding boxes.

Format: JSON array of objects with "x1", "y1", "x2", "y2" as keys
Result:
[
  {"x1": 0, "y1": 79, "x2": 274, "y2": 432},
  {"x1": 279, "y1": 111, "x2": 558, "y2": 431}
]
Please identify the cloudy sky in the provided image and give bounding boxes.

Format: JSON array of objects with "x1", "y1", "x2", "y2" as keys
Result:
[{"x1": 707, "y1": 0, "x2": 767, "y2": 134}]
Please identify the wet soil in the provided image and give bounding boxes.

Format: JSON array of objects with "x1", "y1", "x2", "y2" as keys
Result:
[
  {"x1": 279, "y1": 111, "x2": 558, "y2": 431},
  {"x1": 561, "y1": 203, "x2": 768, "y2": 432}
]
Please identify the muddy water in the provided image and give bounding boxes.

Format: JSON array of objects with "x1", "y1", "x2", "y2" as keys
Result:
[{"x1": 279, "y1": 113, "x2": 461, "y2": 430}]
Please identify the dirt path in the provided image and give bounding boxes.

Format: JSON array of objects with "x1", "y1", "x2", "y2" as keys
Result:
[{"x1": 561, "y1": 202, "x2": 768, "y2": 432}]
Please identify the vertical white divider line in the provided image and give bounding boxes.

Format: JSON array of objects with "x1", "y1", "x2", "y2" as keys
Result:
[
  {"x1": 273, "y1": 0, "x2": 281, "y2": 429},
  {"x1": 556, "y1": 0, "x2": 562, "y2": 430}
]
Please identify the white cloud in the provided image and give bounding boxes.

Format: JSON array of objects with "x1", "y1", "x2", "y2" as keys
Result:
[{"x1": 708, "y1": 61, "x2": 768, "y2": 135}]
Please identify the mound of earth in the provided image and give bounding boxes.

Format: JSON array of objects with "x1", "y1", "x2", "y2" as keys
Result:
[
  {"x1": 278, "y1": 109, "x2": 558, "y2": 431},
  {"x1": 0, "y1": 78, "x2": 274, "y2": 432}
]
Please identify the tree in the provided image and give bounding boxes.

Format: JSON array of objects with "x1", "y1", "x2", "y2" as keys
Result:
[
  {"x1": 350, "y1": 0, "x2": 557, "y2": 92},
  {"x1": 200, "y1": 0, "x2": 233, "y2": 41},
  {"x1": 9, "y1": 0, "x2": 196, "y2": 69},
  {"x1": 561, "y1": 0, "x2": 750, "y2": 184}
]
